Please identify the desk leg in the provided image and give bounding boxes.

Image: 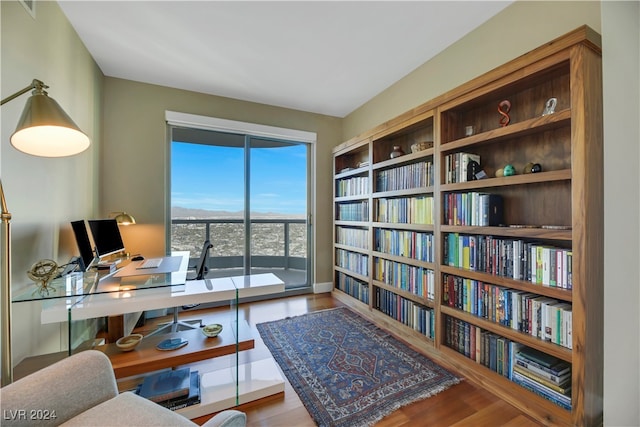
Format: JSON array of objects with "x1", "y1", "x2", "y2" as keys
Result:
[
  {"x1": 107, "y1": 315, "x2": 125, "y2": 343},
  {"x1": 107, "y1": 312, "x2": 143, "y2": 342}
]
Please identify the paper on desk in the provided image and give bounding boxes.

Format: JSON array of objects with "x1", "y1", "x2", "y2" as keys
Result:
[{"x1": 113, "y1": 256, "x2": 183, "y2": 277}]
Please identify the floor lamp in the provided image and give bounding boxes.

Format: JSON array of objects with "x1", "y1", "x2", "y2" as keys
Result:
[{"x1": 1, "y1": 79, "x2": 90, "y2": 386}]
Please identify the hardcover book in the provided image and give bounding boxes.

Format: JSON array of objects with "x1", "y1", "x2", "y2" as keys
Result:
[
  {"x1": 138, "y1": 367, "x2": 191, "y2": 403},
  {"x1": 159, "y1": 371, "x2": 201, "y2": 411}
]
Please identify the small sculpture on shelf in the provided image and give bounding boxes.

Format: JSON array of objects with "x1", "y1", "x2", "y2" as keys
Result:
[
  {"x1": 542, "y1": 97, "x2": 558, "y2": 116},
  {"x1": 466, "y1": 160, "x2": 480, "y2": 181},
  {"x1": 523, "y1": 162, "x2": 543, "y2": 174},
  {"x1": 464, "y1": 125, "x2": 476, "y2": 137},
  {"x1": 498, "y1": 100, "x2": 511, "y2": 127},
  {"x1": 390, "y1": 145, "x2": 405, "y2": 159},
  {"x1": 503, "y1": 164, "x2": 516, "y2": 176}
]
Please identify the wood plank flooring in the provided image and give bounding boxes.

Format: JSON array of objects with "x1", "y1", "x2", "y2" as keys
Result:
[{"x1": 138, "y1": 293, "x2": 542, "y2": 427}]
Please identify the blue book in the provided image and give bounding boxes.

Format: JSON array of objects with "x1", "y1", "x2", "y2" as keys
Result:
[{"x1": 138, "y1": 367, "x2": 191, "y2": 403}]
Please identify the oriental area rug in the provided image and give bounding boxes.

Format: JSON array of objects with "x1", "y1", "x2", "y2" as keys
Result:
[{"x1": 257, "y1": 307, "x2": 461, "y2": 427}]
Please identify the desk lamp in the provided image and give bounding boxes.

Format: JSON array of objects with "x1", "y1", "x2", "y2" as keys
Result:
[
  {"x1": 1, "y1": 79, "x2": 90, "y2": 386},
  {"x1": 111, "y1": 211, "x2": 136, "y2": 225}
]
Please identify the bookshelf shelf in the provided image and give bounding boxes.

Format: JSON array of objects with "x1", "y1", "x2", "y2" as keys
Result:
[
  {"x1": 440, "y1": 169, "x2": 572, "y2": 192},
  {"x1": 441, "y1": 306, "x2": 573, "y2": 362},
  {"x1": 440, "y1": 265, "x2": 573, "y2": 302},
  {"x1": 440, "y1": 109, "x2": 572, "y2": 153},
  {"x1": 333, "y1": 26, "x2": 602, "y2": 426}
]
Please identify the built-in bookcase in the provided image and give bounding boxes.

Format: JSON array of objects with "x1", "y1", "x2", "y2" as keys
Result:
[{"x1": 332, "y1": 26, "x2": 603, "y2": 426}]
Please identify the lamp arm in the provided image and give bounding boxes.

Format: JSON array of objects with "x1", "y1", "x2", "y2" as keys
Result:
[
  {"x1": 0, "y1": 79, "x2": 46, "y2": 106},
  {"x1": 0, "y1": 179, "x2": 10, "y2": 219}
]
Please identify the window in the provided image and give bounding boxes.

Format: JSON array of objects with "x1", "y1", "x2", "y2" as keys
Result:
[{"x1": 167, "y1": 112, "x2": 316, "y2": 293}]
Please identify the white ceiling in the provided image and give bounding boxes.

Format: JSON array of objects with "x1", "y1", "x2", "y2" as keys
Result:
[{"x1": 58, "y1": 1, "x2": 513, "y2": 118}]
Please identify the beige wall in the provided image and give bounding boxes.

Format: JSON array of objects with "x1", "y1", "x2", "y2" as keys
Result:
[
  {"x1": 341, "y1": 1, "x2": 639, "y2": 425},
  {"x1": 601, "y1": 2, "x2": 640, "y2": 425},
  {"x1": 1, "y1": 1, "x2": 103, "y2": 364},
  {"x1": 101, "y1": 78, "x2": 342, "y2": 284}
]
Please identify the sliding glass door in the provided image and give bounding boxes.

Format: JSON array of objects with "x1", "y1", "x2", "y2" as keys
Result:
[{"x1": 170, "y1": 127, "x2": 311, "y2": 292}]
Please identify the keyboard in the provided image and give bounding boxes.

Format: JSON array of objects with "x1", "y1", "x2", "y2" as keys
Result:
[{"x1": 136, "y1": 258, "x2": 163, "y2": 269}]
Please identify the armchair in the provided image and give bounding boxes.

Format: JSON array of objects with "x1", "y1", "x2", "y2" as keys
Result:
[{"x1": 0, "y1": 350, "x2": 246, "y2": 427}]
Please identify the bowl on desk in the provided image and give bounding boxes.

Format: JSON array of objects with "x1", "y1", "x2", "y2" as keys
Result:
[
  {"x1": 116, "y1": 334, "x2": 143, "y2": 351},
  {"x1": 202, "y1": 323, "x2": 223, "y2": 338}
]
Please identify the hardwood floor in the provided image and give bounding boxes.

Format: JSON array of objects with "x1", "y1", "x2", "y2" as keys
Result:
[{"x1": 141, "y1": 293, "x2": 542, "y2": 427}]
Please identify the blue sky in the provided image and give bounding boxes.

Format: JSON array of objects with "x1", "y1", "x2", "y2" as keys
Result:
[{"x1": 171, "y1": 141, "x2": 307, "y2": 215}]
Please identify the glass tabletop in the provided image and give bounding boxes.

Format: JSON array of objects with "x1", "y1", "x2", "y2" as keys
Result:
[{"x1": 12, "y1": 252, "x2": 190, "y2": 303}]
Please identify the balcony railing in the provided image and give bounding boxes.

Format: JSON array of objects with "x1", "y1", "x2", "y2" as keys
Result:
[{"x1": 171, "y1": 218, "x2": 308, "y2": 273}]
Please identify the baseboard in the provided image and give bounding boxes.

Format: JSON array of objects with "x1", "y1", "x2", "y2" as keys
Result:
[{"x1": 313, "y1": 281, "x2": 332, "y2": 294}]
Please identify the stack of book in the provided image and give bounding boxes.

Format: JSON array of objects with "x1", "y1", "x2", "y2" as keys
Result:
[
  {"x1": 511, "y1": 346, "x2": 571, "y2": 410},
  {"x1": 136, "y1": 367, "x2": 201, "y2": 411}
]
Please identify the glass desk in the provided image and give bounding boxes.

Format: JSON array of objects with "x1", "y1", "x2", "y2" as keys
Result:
[{"x1": 12, "y1": 257, "x2": 286, "y2": 418}]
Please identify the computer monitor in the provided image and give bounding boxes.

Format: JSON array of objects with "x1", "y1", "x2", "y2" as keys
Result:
[
  {"x1": 71, "y1": 220, "x2": 95, "y2": 271},
  {"x1": 88, "y1": 218, "x2": 126, "y2": 259}
]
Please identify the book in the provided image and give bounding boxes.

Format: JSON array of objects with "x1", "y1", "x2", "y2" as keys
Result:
[
  {"x1": 158, "y1": 371, "x2": 201, "y2": 411},
  {"x1": 515, "y1": 347, "x2": 571, "y2": 377},
  {"x1": 514, "y1": 356, "x2": 571, "y2": 384},
  {"x1": 138, "y1": 367, "x2": 191, "y2": 403},
  {"x1": 513, "y1": 365, "x2": 571, "y2": 395}
]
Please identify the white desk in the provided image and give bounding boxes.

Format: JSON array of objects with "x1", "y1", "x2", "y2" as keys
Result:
[{"x1": 40, "y1": 253, "x2": 284, "y2": 324}]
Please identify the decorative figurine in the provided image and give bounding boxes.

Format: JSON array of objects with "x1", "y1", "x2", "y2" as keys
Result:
[
  {"x1": 523, "y1": 162, "x2": 535, "y2": 174},
  {"x1": 531, "y1": 163, "x2": 542, "y2": 173},
  {"x1": 465, "y1": 125, "x2": 475, "y2": 137},
  {"x1": 542, "y1": 97, "x2": 557, "y2": 116},
  {"x1": 467, "y1": 160, "x2": 480, "y2": 181},
  {"x1": 390, "y1": 145, "x2": 405, "y2": 159},
  {"x1": 503, "y1": 164, "x2": 516, "y2": 176},
  {"x1": 27, "y1": 259, "x2": 60, "y2": 296},
  {"x1": 498, "y1": 100, "x2": 511, "y2": 127}
]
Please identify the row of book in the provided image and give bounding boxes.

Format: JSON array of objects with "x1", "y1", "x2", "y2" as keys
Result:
[
  {"x1": 443, "y1": 274, "x2": 573, "y2": 349},
  {"x1": 443, "y1": 192, "x2": 503, "y2": 226},
  {"x1": 443, "y1": 233, "x2": 573, "y2": 288},
  {"x1": 374, "y1": 228, "x2": 435, "y2": 262},
  {"x1": 336, "y1": 248, "x2": 368, "y2": 276},
  {"x1": 374, "y1": 287, "x2": 435, "y2": 338},
  {"x1": 136, "y1": 367, "x2": 200, "y2": 411},
  {"x1": 336, "y1": 175, "x2": 369, "y2": 197},
  {"x1": 374, "y1": 258, "x2": 435, "y2": 300},
  {"x1": 336, "y1": 201, "x2": 369, "y2": 222},
  {"x1": 444, "y1": 152, "x2": 480, "y2": 184},
  {"x1": 336, "y1": 226, "x2": 369, "y2": 249},
  {"x1": 376, "y1": 196, "x2": 434, "y2": 224},
  {"x1": 375, "y1": 160, "x2": 434, "y2": 192},
  {"x1": 335, "y1": 271, "x2": 370, "y2": 304},
  {"x1": 444, "y1": 316, "x2": 571, "y2": 410}
]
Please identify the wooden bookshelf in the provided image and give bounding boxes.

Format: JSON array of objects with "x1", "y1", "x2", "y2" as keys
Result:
[{"x1": 332, "y1": 26, "x2": 602, "y2": 426}]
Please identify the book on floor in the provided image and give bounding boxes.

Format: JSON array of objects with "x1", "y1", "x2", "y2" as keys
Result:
[
  {"x1": 158, "y1": 371, "x2": 201, "y2": 411},
  {"x1": 137, "y1": 367, "x2": 191, "y2": 403}
]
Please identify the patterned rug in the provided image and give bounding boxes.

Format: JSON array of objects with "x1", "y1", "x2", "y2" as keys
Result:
[{"x1": 257, "y1": 307, "x2": 460, "y2": 427}]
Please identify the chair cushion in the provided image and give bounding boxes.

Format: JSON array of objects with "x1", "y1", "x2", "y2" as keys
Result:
[{"x1": 60, "y1": 392, "x2": 196, "y2": 426}]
